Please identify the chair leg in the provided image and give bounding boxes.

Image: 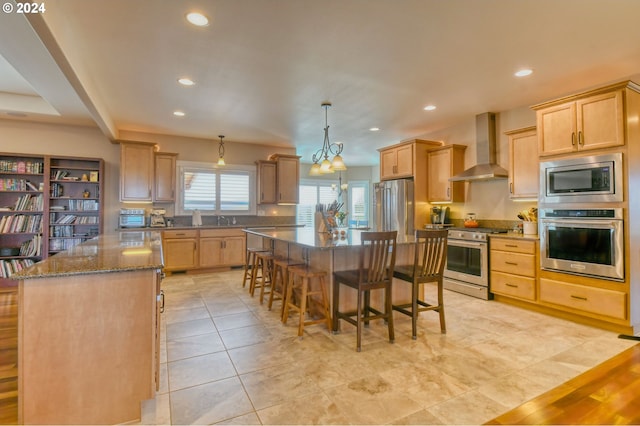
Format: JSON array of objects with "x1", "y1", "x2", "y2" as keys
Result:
[
  {"x1": 332, "y1": 280, "x2": 339, "y2": 333},
  {"x1": 412, "y1": 281, "x2": 419, "y2": 339},
  {"x1": 438, "y1": 279, "x2": 446, "y2": 333},
  {"x1": 282, "y1": 272, "x2": 294, "y2": 325},
  {"x1": 363, "y1": 289, "x2": 371, "y2": 327},
  {"x1": 356, "y1": 288, "x2": 363, "y2": 352},
  {"x1": 386, "y1": 283, "x2": 394, "y2": 344},
  {"x1": 297, "y1": 276, "x2": 309, "y2": 337}
]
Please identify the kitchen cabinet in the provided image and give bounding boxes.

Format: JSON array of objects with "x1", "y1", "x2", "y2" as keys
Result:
[
  {"x1": 163, "y1": 228, "x2": 245, "y2": 272},
  {"x1": 162, "y1": 229, "x2": 198, "y2": 271},
  {"x1": 120, "y1": 141, "x2": 155, "y2": 202},
  {"x1": 379, "y1": 139, "x2": 441, "y2": 181},
  {"x1": 427, "y1": 144, "x2": 466, "y2": 203},
  {"x1": 256, "y1": 160, "x2": 277, "y2": 204},
  {"x1": 506, "y1": 126, "x2": 538, "y2": 199},
  {"x1": 199, "y1": 229, "x2": 245, "y2": 268},
  {"x1": 533, "y1": 86, "x2": 625, "y2": 157},
  {"x1": 539, "y1": 278, "x2": 626, "y2": 321},
  {"x1": 490, "y1": 237, "x2": 537, "y2": 301},
  {"x1": 267, "y1": 154, "x2": 300, "y2": 204},
  {"x1": 154, "y1": 152, "x2": 177, "y2": 202}
]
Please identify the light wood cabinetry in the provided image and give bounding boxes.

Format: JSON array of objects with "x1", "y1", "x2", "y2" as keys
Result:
[
  {"x1": 163, "y1": 230, "x2": 198, "y2": 271},
  {"x1": 506, "y1": 126, "x2": 538, "y2": 199},
  {"x1": 427, "y1": 144, "x2": 466, "y2": 202},
  {"x1": 120, "y1": 141, "x2": 155, "y2": 202},
  {"x1": 199, "y1": 228, "x2": 246, "y2": 267},
  {"x1": 539, "y1": 278, "x2": 626, "y2": 320},
  {"x1": 256, "y1": 160, "x2": 277, "y2": 204},
  {"x1": 258, "y1": 154, "x2": 300, "y2": 205},
  {"x1": 154, "y1": 152, "x2": 177, "y2": 202},
  {"x1": 533, "y1": 85, "x2": 625, "y2": 157},
  {"x1": 490, "y1": 237, "x2": 537, "y2": 301},
  {"x1": 378, "y1": 139, "x2": 441, "y2": 181},
  {"x1": 163, "y1": 228, "x2": 246, "y2": 272}
]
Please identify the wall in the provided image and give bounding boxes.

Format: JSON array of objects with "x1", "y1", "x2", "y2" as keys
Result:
[
  {"x1": 0, "y1": 118, "x2": 121, "y2": 231},
  {"x1": 413, "y1": 106, "x2": 538, "y2": 224}
]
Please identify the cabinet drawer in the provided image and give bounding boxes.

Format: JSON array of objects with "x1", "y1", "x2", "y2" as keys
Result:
[
  {"x1": 163, "y1": 229, "x2": 198, "y2": 239},
  {"x1": 490, "y1": 238, "x2": 535, "y2": 254},
  {"x1": 539, "y1": 278, "x2": 626, "y2": 320},
  {"x1": 490, "y1": 251, "x2": 535, "y2": 276},
  {"x1": 200, "y1": 228, "x2": 244, "y2": 238},
  {"x1": 491, "y1": 271, "x2": 535, "y2": 301}
]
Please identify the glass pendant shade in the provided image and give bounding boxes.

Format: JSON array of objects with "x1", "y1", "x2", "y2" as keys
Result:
[
  {"x1": 331, "y1": 154, "x2": 347, "y2": 171},
  {"x1": 320, "y1": 158, "x2": 334, "y2": 174},
  {"x1": 309, "y1": 163, "x2": 322, "y2": 176},
  {"x1": 217, "y1": 157, "x2": 225, "y2": 166}
]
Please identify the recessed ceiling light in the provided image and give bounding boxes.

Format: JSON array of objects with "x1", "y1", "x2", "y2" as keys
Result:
[
  {"x1": 514, "y1": 68, "x2": 533, "y2": 77},
  {"x1": 186, "y1": 12, "x2": 209, "y2": 27},
  {"x1": 423, "y1": 105, "x2": 437, "y2": 111},
  {"x1": 177, "y1": 77, "x2": 195, "y2": 86},
  {"x1": 369, "y1": 127, "x2": 380, "y2": 132},
  {"x1": 173, "y1": 111, "x2": 186, "y2": 117}
]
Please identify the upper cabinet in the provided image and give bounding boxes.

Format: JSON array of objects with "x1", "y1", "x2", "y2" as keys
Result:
[
  {"x1": 533, "y1": 84, "x2": 626, "y2": 157},
  {"x1": 256, "y1": 160, "x2": 277, "y2": 204},
  {"x1": 379, "y1": 139, "x2": 442, "y2": 181},
  {"x1": 154, "y1": 152, "x2": 178, "y2": 202},
  {"x1": 427, "y1": 145, "x2": 466, "y2": 203},
  {"x1": 120, "y1": 141, "x2": 155, "y2": 202},
  {"x1": 506, "y1": 127, "x2": 538, "y2": 199},
  {"x1": 259, "y1": 154, "x2": 300, "y2": 205}
]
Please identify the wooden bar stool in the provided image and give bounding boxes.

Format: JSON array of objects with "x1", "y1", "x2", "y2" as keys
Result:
[
  {"x1": 242, "y1": 247, "x2": 271, "y2": 288},
  {"x1": 268, "y1": 257, "x2": 304, "y2": 321},
  {"x1": 250, "y1": 251, "x2": 275, "y2": 304},
  {"x1": 283, "y1": 265, "x2": 332, "y2": 337}
]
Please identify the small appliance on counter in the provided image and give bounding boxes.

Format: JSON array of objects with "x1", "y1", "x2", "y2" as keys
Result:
[
  {"x1": 430, "y1": 206, "x2": 449, "y2": 225},
  {"x1": 150, "y1": 208, "x2": 167, "y2": 228},
  {"x1": 119, "y1": 208, "x2": 146, "y2": 228}
]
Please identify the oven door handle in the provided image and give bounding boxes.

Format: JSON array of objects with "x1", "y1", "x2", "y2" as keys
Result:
[
  {"x1": 542, "y1": 218, "x2": 621, "y2": 228},
  {"x1": 448, "y1": 240, "x2": 485, "y2": 248}
]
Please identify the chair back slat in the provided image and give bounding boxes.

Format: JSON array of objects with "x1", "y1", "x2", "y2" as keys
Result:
[
  {"x1": 415, "y1": 230, "x2": 448, "y2": 279},
  {"x1": 359, "y1": 231, "x2": 397, "y2": 284}
]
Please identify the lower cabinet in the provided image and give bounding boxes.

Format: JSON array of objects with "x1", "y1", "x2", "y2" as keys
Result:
[
  {"x1": 199, "y1": 229, "x2": 246, "y2": 268},
  {"x1": 163, "y1": 228, "x2": 245, "y2": 272},
  {"x1": 539, "y1": 278, "x2": 626, "y2": 321},
  {"x1": 490, "y1": 237, "x2": 537, "y2": 301}
]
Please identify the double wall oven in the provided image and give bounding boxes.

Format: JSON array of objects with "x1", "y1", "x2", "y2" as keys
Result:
[{"x1": 539, "y1": 152, "x2": 625, "y2": 282}]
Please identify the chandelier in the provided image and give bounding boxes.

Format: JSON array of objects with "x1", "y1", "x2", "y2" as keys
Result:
[
  {"x1": 217, "y1": 135, "x2": 225, "y2": 166},
  {"x1": 309, "y1": 102, "x2": 347, "y2": 175}
]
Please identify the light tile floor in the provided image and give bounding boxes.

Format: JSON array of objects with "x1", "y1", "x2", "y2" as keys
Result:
[{"x1": 138, "y1": 270, "x2": 636, "y2": 425}]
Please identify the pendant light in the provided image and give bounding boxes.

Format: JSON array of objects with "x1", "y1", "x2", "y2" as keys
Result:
[
  {"x1": 309, "y1": 102, "x2": 347, "y2": 175},
  {"x1": 217, "y1": 135, "x2": 225, "y2": 166}
]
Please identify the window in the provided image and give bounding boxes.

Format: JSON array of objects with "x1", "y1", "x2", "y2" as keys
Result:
[
  {"x1": 176, "y1": 161, "x2": 256, "y2": 216},
  {"x1": 296, "y1": 179, "x2": 370, "y2": 228},
  {"x1": 348, "y1": 181, "x2": 369, "y2": 227},
  {"x1": 297, "y1": 180, "x2": 339, "y2": 227}
]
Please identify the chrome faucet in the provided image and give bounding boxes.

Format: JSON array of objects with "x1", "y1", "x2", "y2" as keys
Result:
[{"x1": 218, "y1": 215, "x2": 230, "y2": 226}]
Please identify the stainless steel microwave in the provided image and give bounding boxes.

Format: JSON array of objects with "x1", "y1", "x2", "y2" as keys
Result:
[
  {"x1": 540, "y1": 152, "x2": 623, "y2": 203},
  {"x1": 119, "y1": 208, "x2": 146, "y2": 228}
]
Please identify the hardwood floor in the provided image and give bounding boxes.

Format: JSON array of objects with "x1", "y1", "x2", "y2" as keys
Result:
[
  {"x1": 0, "y1": 287, "x2": 18, "y2": 425},
  {"x1": 487, "y1": 342, "x2": 640, "y2": 425}
]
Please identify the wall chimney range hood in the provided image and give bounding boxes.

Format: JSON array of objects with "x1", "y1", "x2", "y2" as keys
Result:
[{"x1": 449, "y1": 112, "x2": 508, "y2": 182}]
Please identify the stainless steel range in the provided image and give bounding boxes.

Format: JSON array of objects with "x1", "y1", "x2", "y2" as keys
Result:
[{"x1": 444, "y1": 227, "x2": 507, "y2": 300}]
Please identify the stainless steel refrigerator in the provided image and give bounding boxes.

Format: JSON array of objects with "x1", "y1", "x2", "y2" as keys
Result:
[{"x1": 374, "y1": 179, "x2": 414, "y2": 236}]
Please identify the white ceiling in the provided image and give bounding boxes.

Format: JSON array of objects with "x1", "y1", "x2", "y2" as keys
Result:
[{"x1": 2, "y1": 0, "x2": 640, "y2": 166}]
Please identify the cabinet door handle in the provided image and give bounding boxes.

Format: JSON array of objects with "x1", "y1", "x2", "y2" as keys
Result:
[
  {"x1": 505, "y1": 261, "x2": 518, "y2": 266},
  {"x1": 509, "y1": 182, "x2": 513, "y2": 194},
  {"x1": 159, "y1": 290, "x2": 165, "y2": 313},
  {"x1": 571, "y1": 295, "x2": 588, "y2": 301},
  {"x1": 578, "y1": 131, "x2": 583, "y2": 146},
  {"x1": 571, "y1": 132, "x2": 576, "y2": 146},
  {"x1": 505, "y1": 283, "x2": 518, "y2": 288},
  {"x1": 446, "y1": 187, "x2": 450, "y2": 198}
]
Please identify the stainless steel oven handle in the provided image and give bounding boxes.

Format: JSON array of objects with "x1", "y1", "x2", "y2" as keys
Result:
[
  {"x1": 542, "y1": 218, "x2": 620, "y2": 228},
  {"x1": 448, "y1": 240, "x2": 485, "y2": 248}
]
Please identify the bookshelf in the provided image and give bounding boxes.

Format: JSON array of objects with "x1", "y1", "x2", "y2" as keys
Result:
[
  {"x1": 48, "y1": 156, "x2": 104, "y2": 255},
  {"x1": 0, "y1": 153, "x2": 104, "y2": 286},
  {"x1": 0, "y1": 154, "x2": 45, "y2": 285}
]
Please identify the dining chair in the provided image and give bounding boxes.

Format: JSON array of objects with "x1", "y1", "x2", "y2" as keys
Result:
[
  {"x1": 332, "y1": 231, "x2": 397, "y2": 352},
  {"x1": 392, "y1": 229, "x2": 448, "y2": 339}
]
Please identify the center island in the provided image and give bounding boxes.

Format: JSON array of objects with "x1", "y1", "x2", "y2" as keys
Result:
[{"x1": 243, "y1": 227, "x2": 419, "y2": 312}]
